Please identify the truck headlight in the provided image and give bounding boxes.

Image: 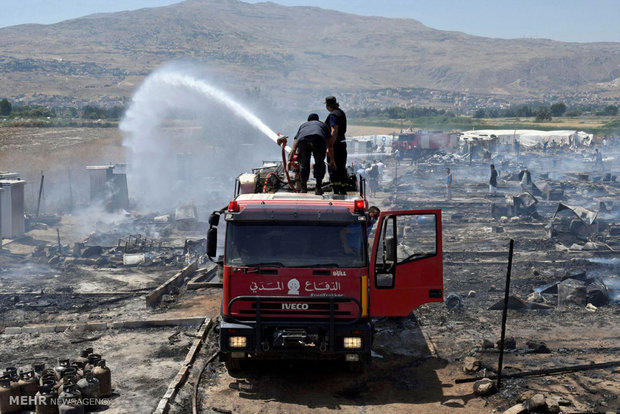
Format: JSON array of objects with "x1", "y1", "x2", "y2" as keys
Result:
[
  {"x1": 343, "y1": 337, "x2": 362, "y2": 349},
  {"x1": 229, "y1": 336, "x2": 247, "y2": 348}
]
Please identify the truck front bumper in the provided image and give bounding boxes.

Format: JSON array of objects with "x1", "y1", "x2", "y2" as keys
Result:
[{"x1": 220, "y1": 319, "x2": 372, "y2": 360}]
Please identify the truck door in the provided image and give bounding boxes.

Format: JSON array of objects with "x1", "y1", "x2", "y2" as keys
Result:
[{"x1": 369, "y1": 210, "x2": 443, "y2": 317}]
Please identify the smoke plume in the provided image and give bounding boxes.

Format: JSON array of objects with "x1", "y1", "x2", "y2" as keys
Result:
[{"x1": 120, "y1": 64, "x2": 282, "y2": 214}]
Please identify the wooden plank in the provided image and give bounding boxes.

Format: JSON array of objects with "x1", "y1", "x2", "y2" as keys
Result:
[{"x1": 146, "y1": 261, "x2": 198, "y2": 307}]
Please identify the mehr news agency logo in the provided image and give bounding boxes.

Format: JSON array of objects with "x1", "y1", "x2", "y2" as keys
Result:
[{"x1": 10, "y1": 395, "x2": 111, "y2": 407}]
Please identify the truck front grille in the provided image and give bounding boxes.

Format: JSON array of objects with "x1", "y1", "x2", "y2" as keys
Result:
[{"x1": 228, "y1": 296, "x2": 361, "y2": 322}]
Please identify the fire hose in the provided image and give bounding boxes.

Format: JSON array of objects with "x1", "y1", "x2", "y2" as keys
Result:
[{"x1": 277, "y1": 134, "x2": 297, "y2": 192}]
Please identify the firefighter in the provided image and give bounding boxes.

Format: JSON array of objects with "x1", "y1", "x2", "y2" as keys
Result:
[
  {"x1": 324, "y1": 96, "x2": 348, "y2": 195},
  {"x1": 367, "y1": 206, "x2": 381, "y2": 240},
  {"x1": 289, "y1": 113, "x2": 330, "y2": 194},
  {"x1": 368, "y1": 206, "x2": 381, "y2": 229}
]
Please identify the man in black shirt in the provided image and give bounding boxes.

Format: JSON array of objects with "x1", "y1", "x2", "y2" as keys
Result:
[{"x1": 324, "y1": 96, "x2": 348, "y2": 195}]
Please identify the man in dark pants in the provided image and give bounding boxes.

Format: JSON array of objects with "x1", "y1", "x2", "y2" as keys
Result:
[
  {"x1": 489, "y1": 164, "x2": 498, "y2": 196},
  {"x1": 324, "y1": 96, "x2": 348, "y2": 195},
  {"x1": 289, "y1": 113, "x2": 329, "y2": 194}
]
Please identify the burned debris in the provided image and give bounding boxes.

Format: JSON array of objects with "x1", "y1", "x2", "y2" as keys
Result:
[
  {"x1": 371, "y1": 130, "x2": 619, "y2": 413},
  {"x1": 1, "y1": 123, "x2": 619, "y2": 414}
]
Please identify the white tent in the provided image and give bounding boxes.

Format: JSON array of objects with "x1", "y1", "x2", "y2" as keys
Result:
[{"x1": 459, "y1": 130, "x2": 593, "y2": 148}]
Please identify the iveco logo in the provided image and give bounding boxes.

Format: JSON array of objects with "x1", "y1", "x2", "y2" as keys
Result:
[{"x1": 282, "y1": 303, "x2": 309, "y2": 310}]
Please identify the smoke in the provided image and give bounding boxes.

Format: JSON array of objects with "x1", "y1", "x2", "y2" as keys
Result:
[
  {"x1": 587, "y1": 258, "x2": 620, "y2": 266},
  {"x1": 587, "y1": 257, "x2": 620, "y2": 303},
  {"x1": 120, "y1": 64, "x2": 282, "y2": 213}
]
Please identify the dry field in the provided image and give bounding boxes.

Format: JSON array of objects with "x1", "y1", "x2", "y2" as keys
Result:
[
  {"x1": 484, "y1": 116, "x2": 614, "y2": 130},
  {"x1": 0, "y1": 126, "x2": 125, "y2": 211}
]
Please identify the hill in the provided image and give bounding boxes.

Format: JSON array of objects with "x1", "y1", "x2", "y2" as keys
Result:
[{"x1": 0, "y1": 0, "x2": 618, "y2": 109}]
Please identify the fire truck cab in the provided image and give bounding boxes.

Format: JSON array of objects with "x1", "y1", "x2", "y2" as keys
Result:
[{"x1": 207, "y1": 167, "x2": 443, "y2": 371}]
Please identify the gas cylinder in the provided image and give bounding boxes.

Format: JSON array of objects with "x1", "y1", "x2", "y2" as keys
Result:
[
  {"x1": 0, "y1": 377, "x2": 20, "y2": 414},
  {"x1": 19, "y1": 370, "x2": 38, "y2": 395},
  {"x1": 70, "y1": 362, "x2": 84, "y2": 379},
  {"x1": 54, "y1": 360, "x2": 71, "y2": 380},
  {"x1": 85, "y1": 354, "x2": 100, "y2": 371},
  {"x1": 40, "y1": 368, "x2": 55, "y2": 381},
  {"x1": 75, "y1": 351, "x2": 89, "y2": 367},
  {"x1": 57, "y1": 371, "x2": 78, "y2": 392},
  {"x1": 3, "y1": 367, "x2": 19, "y2": 385},
  {"x1": 33, "y1": 363, "x2": 46, "y2": 381},
  {"x1": 3, "y1": 368, "x2": 17, "y2": 381},
  {"x1": 18, "y1": 370, "x2": 38, "y2": 408},
  {"x1": 8, "y1": 373, "x2": 21, "y2": 411},
  {"x1": 41, "y1": 380, "x2": 56, "y2": 389},
  {"x1": 92, "y1": 360, "x2": 111, "y2": 397},
  {"x1": 35, "y1": 384, "x2": 59, "y2": 414},
  {"x1": 58, "y1": 383, "x2": 84, "y2": 414},
  {"x1": 76, "y1": 370, "x2": 100, "y2": 412},
  {"x1": 59, "y1": 367, "x2": 76, "y2": 381},
  {"x1": 40, "y1": 369, "x2": 58, "y2": 388}
]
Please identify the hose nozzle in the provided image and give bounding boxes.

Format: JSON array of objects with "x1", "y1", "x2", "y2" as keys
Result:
[{"x1": 276, "y1": 133, "x2": 288, "y2": 146}]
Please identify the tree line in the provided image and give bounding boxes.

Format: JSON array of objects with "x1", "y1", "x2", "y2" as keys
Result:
[
  {"x1": 1, "y1": 97, "x2": 617, "y2": 123},
  {"x1": 349, "y1": 106, "x2": 454, "y2": 119},
  {"x1": 0, "y1": 98, "x2": 125, "y2": 120},
  {"x1": 348, "y1": 102, "x2": 617, "y2": 121},
  {"x1": 473, "y1": 102, "x2": 618, "y2": 121}
]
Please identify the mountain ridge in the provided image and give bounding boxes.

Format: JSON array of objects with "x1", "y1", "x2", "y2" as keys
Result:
[{"x1": 0, "y1": 0, "x2": 618, "y2": 109}]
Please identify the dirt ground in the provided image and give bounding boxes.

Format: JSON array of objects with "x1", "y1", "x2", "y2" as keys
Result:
[
  {"x1": 1, "y1": 127, "x2": 619, "y2": 413},
  {"x1": 182, "y1": 157, "x2": 619, "y2": 414}
]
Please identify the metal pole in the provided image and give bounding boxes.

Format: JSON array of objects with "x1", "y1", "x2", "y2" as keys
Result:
[
  {"x1": 67, "y1": 168, "x2": 73, "y2": 213},
  {"x1": 57, "y1": 228, "x2": 62, "y2": 255},
  {"x1": 456, "y1": 360, "x2": 620, "y2": 384},
  {"x1": 36, "y1": 172, "x2": 44, "y2": 218},
  {"x1": 497, "y1": 239, "x2": 514, "y2": 389},
  {"x1": 395, "y1": 158, "x2": 398, "y2": 196}
]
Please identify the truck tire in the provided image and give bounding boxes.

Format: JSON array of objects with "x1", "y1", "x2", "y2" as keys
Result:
[
  {"x1": 346, "y1": 353, "x2": 370, "y2": 373},
  {"x1": 224, "y1": 356, "x2": 244, "y2": 372}
]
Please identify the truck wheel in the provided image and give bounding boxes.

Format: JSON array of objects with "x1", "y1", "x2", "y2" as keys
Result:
[
  {"x1": 346, "y1": 354, "x2": 369, "y2": 373},
  {"x1": 347, "y1": 360, "x2": 364, "y2": 373},
  {"x1": 224, "y1": 356, "x2": 244, "y2": 372}
]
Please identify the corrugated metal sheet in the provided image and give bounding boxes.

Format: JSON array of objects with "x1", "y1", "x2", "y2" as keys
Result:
[
  {"x1": 0, "y1": 179, "x2": 26, "y2": 238},
  {"x1": 87, "y1": 165, "x2": 129, "y2": 211}
]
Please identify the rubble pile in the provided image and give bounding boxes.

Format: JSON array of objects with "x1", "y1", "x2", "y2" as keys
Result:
[
  {"x1": 28, "y1": 212, "x2": 210, "y2": 271},
  {"x1": 368, "y1": 140, "x2": 620, "y2": 412},
  {"x1": 1, "y1": 132, "x2": 618, "y2": 413}
]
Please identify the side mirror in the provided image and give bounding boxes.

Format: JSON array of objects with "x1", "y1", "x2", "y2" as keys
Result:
[
  {"x1": 208, "y1": 212, "x2": 220, "y2": 226},
  {"x1": 207, "y1": 227, "x2": 217, "y2": 258}
]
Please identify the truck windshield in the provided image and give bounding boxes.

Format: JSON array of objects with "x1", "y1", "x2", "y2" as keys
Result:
[{"x1": 225, "y1": 222, "x2": 366, "y2": 268}]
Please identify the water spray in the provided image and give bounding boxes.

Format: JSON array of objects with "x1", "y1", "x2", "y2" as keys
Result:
[{"x1": 120, "y1": 66, "x2": 288, "y2": 210}]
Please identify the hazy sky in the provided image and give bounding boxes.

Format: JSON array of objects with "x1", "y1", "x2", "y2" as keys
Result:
[{"x1": 1, "y1": 0, "x2": 618, "y2": 43}]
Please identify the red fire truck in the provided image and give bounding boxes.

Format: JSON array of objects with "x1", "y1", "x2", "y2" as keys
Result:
[
  {"x1": 207, "y1": 163, "x2": 443, "y2": 371},
  {"x1": 392, "y1": 130, "x2": 457, "y2": 159}
]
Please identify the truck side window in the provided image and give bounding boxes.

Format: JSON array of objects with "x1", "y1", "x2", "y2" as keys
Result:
[
  {"x1": 375, "y1": 216, "x2": 396, "y2": 287},
  {"x1": 376, "y1": 216, "x2": 394, "y2": 265},
  {"x1": 396, "y1": 214, "x2": 437, "y2": 264}
]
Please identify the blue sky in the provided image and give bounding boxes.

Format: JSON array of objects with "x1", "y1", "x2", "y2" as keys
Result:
[{"x1": 0, "y1": 0, "x2": 618, "y2": 42}]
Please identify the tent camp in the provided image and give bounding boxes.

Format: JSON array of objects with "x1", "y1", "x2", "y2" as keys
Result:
[{"x1": 459, "y1": 130, "x2": 593, "y2": 148}]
